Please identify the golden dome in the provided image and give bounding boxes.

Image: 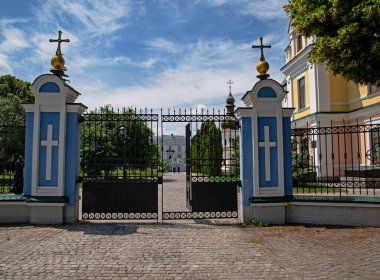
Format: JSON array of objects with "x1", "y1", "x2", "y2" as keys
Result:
[
  {"x1": 256, "y1": 59, "x2": 269, "y2": 75},
  {"x1": 51, "y1": 55, "x2": 65, "y2": 70}
]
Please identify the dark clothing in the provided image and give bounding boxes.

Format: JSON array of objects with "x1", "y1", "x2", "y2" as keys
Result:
[{"x1": 12, "y1": 158, "x2": 24, "y2": 194}]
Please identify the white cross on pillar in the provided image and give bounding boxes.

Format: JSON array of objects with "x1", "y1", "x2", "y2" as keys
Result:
[
  {"x1": 40, "y1": 124, "x2": 59, "y2": 181},
  {"x1": 258, "y1": 126, "x2": 276, "y2": 181}
]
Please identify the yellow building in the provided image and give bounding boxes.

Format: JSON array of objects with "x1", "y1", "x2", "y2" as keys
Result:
[
  {"x1": 281, "y1": 25, "x2": 380, "y2": 127},
  {"x1": 281, "y1": 25, "x2": 380, "y2": 180}
]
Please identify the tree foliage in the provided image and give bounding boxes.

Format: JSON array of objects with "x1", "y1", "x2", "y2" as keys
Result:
[
  {"x1": 0, "y1": 75, "x2": 33, "y2": 174},
  {"x1": 191, "y1": 121, "x2": 223, "y2": 176},
  {"x1": 0, "y1": 75, "x2": 34, "y2": 124},
  {"x1": 0, "y1": 75, "x2": 34, "y2": 102},
  {"x1": 231, "y1": 136, "x2": 240, "y2": 176},
  {"x1": 285, "y1": 0, "x2": 380, "y2": 86},
  {"x1": 81, "y1": 106, "x2": 159, "y2": 176}
]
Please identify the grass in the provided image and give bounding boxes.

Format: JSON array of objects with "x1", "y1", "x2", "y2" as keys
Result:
[{"x1": 293, "y1": 183, "x2": 344, "y2": 194}]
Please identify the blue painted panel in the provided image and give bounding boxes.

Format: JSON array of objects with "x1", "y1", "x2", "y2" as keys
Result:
[
  {"x1": 257, "y1": 87, "x2": 277, "y2": 98},
  {"x1": 65, "y1": 113, "x2": 79, "y2": 205},
  {"x1": 258, "y1": 117, "x2": 278, "y2": 188},
  {"x1": 24, "y1": 112, "x2": 34, "y2": 195},
  {"x1": 38, "y1": 112, "x2": 60, "y2": 187},
  {"x1": 39, "y1": 82, "x2": 60, "y2": 93},
  {"x1": 240, "y1": 117, "x2": 253, "y2": 206},
  {"x1": 283, "y1": 117, "x2": 293, "y2": 196}
]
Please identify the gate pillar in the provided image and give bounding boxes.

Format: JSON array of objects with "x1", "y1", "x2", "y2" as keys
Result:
[
  {"x1": 22, "y1": 74, "x2": 86, "y2": 223},
  {"x1": 236, "y1": 78, "x2": 294, "y2": 224}
]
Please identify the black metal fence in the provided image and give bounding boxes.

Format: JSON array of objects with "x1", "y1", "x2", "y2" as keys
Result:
[
  {"x1": 292, "y1": 121, "x2": 380, "y2": 197},
  {"x1": 0, "y1": 124, "x2": 25, "y2": 193},
  {"x1": 161, "y1": 109, "x2": 240, "y2": 219},
  {"x1": 81, "y1": 107, "x2": 160, "y2": 219}
]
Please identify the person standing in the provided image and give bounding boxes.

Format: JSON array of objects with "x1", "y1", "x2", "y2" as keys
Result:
[{"x1": 12, "y1": 155, "x2": 24, "y2": 194}]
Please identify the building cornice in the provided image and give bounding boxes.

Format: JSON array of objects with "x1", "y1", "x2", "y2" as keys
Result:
[{"x1": 281, "y1": 44, "x2": 313, "y2": 77}]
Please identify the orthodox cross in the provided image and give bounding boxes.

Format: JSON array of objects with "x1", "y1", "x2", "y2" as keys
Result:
[
  {"x1": 40, "y1": 124, "x2": 59, "y2": 181},
  {"x1": 258, "y1": 126, "x2": 276, "y2": 181},
  {"x1": 49, "y1": 31, "x2": 70, "y2": 56},
  {"x1": 227, "y1": 80, "x2": 234, "y2": 94},
  {"x1": 252, "y1": 37, "x2": 271, "y2": 61}
]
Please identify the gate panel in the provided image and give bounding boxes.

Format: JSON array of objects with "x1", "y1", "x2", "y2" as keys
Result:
[
  {"x1": 82, "y1": 182, "x2": 157, "y2": 218},
  {"x1": 191, "y1": 182, "x2": 238, "y2": 212},
  {"x1": 81, "y1": 108, "x2": 160, "y2": 220},
  {"x1": 161, "y1": 110, "x2": 240, "y2": 220}
]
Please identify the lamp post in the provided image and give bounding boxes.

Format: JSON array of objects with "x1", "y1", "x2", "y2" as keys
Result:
[{"x1": 119, "y1": 126, "x2": 127, "y2": 178}]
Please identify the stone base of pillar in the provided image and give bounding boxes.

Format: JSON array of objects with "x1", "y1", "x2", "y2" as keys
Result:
[
  {"x1": 243, "y1": 203, "x2": 286, "y2": 225},
  {"x1": 29, "y1": 204, "x2": 65, "y2": 224},
  {"x1": 64, "y1": 203, "x2": 79, "y2": 223}
]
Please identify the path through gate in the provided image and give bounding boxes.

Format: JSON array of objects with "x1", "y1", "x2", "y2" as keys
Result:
[{"x1": 81, "y1": 108, "x2": 240, "y2": 220}]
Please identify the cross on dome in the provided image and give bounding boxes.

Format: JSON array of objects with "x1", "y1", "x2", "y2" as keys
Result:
[{"x1": 49, "y1": 31, "x2": 70, "y2": 56}]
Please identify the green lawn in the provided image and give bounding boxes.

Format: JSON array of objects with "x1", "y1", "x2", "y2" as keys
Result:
[{"x1": 293, "y1": 184, "x2": 345, "y2": 194}]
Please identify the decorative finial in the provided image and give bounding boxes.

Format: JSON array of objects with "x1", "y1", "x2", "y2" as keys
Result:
[
  {"x1": 227, "y1": 80, "x2": 233, "y2": 94},
  {"x1": 252, "y1": 37, "x2": 271, "y2": 80},
  {"x1": 49, "y1": 31, "x2": 70, "y2": 79}
]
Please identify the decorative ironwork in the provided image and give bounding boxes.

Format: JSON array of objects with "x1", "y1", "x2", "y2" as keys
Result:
[
  {"x1": 82, "y1": 212, "x2": 158, "y2": 220},
  {"x1": 292, "y1": 121, "x2": 380, "y2": 196},
  {"x1": 161, "y1": 109, "x2": 240, "y2": 218},
  {"x1": 366, "y1": 143, "x2": 380, "y2": 167},
  {"x1": 162, "y1": 211, "x2": 238, "y2": 220},
  {"x1": 81, "y1": 107, "x2": 160, "y2": 220}
]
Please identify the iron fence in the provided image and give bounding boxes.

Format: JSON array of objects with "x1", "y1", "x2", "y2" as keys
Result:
[
  {"x1": 0, "y1": 124, "x2": 25, "y2": 193},
  {"x1": 292, "y1": 121, "x2": 380, "y2": 197}
]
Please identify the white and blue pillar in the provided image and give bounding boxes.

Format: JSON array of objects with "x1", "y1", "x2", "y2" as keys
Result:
[
  {"x1": 236, "y1": 79, "x2": 294, "y2": 224},
  {"x1": 22, "y1": 74, "x2": 86, "y2": 224}
]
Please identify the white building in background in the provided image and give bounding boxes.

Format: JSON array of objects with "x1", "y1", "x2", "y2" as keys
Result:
[{"x1": 158, "y1": 134, "x2": 186, "y2": 172}]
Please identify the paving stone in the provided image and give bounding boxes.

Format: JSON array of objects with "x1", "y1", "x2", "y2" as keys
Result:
[{"x1": 0, "y1": 222, "x2": 379, "y2": 279}]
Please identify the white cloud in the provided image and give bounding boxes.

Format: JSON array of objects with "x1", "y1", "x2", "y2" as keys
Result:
[
  {"x1": 205, "y1": 0, "x2": 288, "y2": 19},
  {"x1": 37, "y1": 0, "x2": 131, "y2": 36},
  {"x1": 0, "y1": 54, "x2": 13, "y2": 75},
  {"x1": 0, "y1": 28, "x2": 28, "y2": 53},
  {"x1": 148, "y1": 38, "x2": 180, "y2": 53},
  {"x1": 74, "y1": 37, "x2": 286, "y2": 110}
]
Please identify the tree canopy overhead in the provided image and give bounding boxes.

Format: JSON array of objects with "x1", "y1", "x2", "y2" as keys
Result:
[{"x1": 284, "y1": 0, "x2": 380, "y2": 86}]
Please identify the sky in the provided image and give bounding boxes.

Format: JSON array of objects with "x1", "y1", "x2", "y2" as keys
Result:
[{"x1": 0, "y1": 0, "x2": 290, "y2": 112}]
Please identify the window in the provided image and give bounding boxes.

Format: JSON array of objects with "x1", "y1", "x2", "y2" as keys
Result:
[
  {"x1": 297, "y1": 35, "x2": 303, "y2": 52},
  {"x1": 298, "y1": 77, "x2": 306, "y2": 109},
  {"x1": 368, "y1": 85, "x2": 380, "y2": 95}
]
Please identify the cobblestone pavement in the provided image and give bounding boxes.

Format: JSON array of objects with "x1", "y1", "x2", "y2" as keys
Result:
[
  {"x1": 0, "y1": 222, "x2": 379, "y2": 279},
  {"x1": 1, "y1": 173, "x2": 380, "y2": 279}
]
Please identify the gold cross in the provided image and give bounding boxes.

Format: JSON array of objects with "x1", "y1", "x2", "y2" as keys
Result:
[
  {"x1": 252, "y1": 37, "x2": 271, "y2": 61},
  {"x1": 49, "y1": 31, "x2": 70, "y2": 56},
  {"x1": 227, "y1": 80, "x2": 234, "y2": 94}
]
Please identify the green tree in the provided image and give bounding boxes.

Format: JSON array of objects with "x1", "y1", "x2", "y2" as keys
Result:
[
  {"x1": 284, "y1": 0, "x2": 380, "y2": 86},
  {"x1": 0, "y1": 75, "x2": 34, "y2": 102},
  {"x1": 0, "y1": 75, "x2": 33, "y2": 176},
  {"x1": 0, "y1": 75, "x2": 34, "y2": 124},
  {"x1": 231, "y1": 136, "x2": 240, "y2": 176},
  {"x1": 81, "y1": 106, "x2": 159, "y2": 177},
  {"x1": 191, "y1": 121, "x2": 223, "y2": 176}
]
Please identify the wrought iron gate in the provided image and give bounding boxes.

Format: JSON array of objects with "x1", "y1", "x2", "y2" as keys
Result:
[
  {"x1": 161, "y1": 109, "x2": 240, "y2": 220},
  {"x1": 81, "y1": 108, "x2": 160, "y2": 220}
]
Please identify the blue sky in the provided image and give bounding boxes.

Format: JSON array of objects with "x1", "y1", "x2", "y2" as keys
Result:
[{"x1": 0, "y1": 0, "x2": 290, "y2": 112}]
